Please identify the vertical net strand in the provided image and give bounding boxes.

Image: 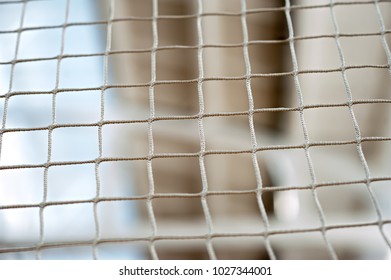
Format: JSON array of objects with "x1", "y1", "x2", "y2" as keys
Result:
[
  {"x1": 146, "y1": 0, "x2": 159, "y2": 260},
  {"x1": 38, "y1": 0, "x2": 70, "y2": 259},
  {"x1": 329, "y1": 0, "x2": 391, "y2": 250},
  {"x1": 285, "y1": 0, "x2": 338, "y2": 259},
  {"x1": 196, "y1": 0, "x2": 217, "y2": 260},
  {"x1": 240, "y1": 0, "x2": 276, "y2": 260}
]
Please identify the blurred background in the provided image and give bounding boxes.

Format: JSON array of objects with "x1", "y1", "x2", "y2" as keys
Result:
[{"x1": 0, "y1": 0, "x2": 391, "y2": 259}]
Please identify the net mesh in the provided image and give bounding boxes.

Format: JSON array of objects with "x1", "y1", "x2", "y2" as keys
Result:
[{"x1": 0, "y1": 0, "x2": 391, "y2": 260}]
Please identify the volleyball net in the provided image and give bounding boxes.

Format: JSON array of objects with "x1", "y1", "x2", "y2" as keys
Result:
[{"x1": 0, "y1": 0, "x2": 391, "y2": 260}]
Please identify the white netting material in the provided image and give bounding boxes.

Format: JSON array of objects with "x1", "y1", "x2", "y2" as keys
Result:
[{"x1": 0, "y1": 0, "x2": 391, "y2": 259}]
